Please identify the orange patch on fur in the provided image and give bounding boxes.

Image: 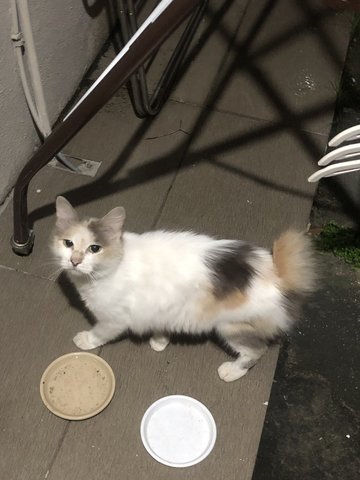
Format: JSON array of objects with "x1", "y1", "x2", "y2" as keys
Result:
[
  {"x1": 272, "y1": 230, "x2": 315, "y2": 293},
  {"x1": 199, "y1": 288, "x2": 247, "y2": 320},
  {"x1": 221, "y1": 290, "x2": 247, "y2": 310}
]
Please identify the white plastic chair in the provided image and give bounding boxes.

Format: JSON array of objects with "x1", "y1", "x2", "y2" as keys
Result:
[{"x1": 308, "y1": 125, "x2": 360, "y2": 183}]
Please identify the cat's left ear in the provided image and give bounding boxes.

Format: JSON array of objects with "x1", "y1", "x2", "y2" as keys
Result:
[{"x1": 100, "y1": 207, "x2": 126, "y2": 235}]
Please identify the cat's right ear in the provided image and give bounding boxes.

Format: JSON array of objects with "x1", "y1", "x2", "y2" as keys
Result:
[
  {"x1": 100, "y1": 206, "x2": 126, "y2": 237},
  {"x1": 55, "y1": 196, "x2": 78, "y2": 229}
]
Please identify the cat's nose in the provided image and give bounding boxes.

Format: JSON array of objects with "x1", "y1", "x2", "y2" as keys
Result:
[
  {"x1": 70, "y1": 251, "x2": 84, "y2": 267},
  {"x1": 71, "y1": 259, "x2": 80, "y2": 267}
]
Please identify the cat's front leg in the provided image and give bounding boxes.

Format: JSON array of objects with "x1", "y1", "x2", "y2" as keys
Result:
[
  {"x1": 73, "y1": 330, "x2": 103, "y2": 350},
  {"x1": 73, "y1": 319, "x2": 127, "y2": 350}
]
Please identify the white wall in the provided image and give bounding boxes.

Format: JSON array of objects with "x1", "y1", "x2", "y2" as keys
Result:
[{"x1": 0, "y1": 0, "x2": 112, "y2": 204}]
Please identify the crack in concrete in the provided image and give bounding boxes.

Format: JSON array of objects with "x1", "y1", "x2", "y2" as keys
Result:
[{"x1": 144, "y1": 120, "x2": 190, "y2": 140}]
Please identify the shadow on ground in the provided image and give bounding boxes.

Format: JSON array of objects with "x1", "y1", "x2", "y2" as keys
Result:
[{"x1": 26, "y1": 0, "x2": 360, "y2": 230}]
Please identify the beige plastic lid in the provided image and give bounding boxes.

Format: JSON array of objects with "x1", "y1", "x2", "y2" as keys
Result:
[{"x1": 40, "y1": 352, "x2": 116, "y2": 420}]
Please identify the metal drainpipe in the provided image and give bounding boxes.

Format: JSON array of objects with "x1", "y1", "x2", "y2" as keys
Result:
[
  {"x1": 10, "y1": 0, "x2": 78, "y2": 171},
  {"x1": 10, "y1": 0, "x2": 42, "y2": 129},
  {"x1": 15, "y1": 0, "x2": 52, "y2": 136}
]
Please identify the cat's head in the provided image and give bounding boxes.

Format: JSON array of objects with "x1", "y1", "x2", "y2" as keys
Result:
[{"x1": 51, "y1": 196, "x2": 126, "y2": 278}]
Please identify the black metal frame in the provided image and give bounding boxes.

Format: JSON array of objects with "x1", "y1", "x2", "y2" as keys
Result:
[
  {"x1": 11, "y1": 0, "x2": 203, "y2": 255},
  {"x1": 119, "y1": 0, "x2": 208, "y2": 117}
]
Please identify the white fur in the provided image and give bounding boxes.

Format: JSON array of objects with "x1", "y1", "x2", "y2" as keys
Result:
[
  {"x1": 71, "y1": 232, "x2": 282, "y2": 333},
  {"x1": 75, "y1": 231, "x2": 229, "y2": 335}
]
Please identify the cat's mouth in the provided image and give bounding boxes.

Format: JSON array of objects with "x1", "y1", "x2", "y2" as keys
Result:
[
  {"x1": 67, "y1": 264, "x2": 88, "y2": 276},
  {"x1": 59, "y1": 259, "x2": 96, "y2": 277},
  {"x1": 70, "y1": 268, "x2": 84, "y2": 275}
]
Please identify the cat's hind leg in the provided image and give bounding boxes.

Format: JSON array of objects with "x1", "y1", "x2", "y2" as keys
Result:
[
  {"x1": 216, "y1": 322, "x2": 268, "y2": 382},
  {"x1": 217, "y1": 345, "x2": 267, "y2": 382},
  {"x1": 149, "y1": 335, "x2": 170, "y2": 352}
]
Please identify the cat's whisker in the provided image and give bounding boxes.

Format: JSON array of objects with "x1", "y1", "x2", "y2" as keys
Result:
[
  {"x1": 42, "y1": 257, "x2": 59, "y2": 264},
  {"x1": 83, "y1": 271, "x2": 92, "y2": 283},
  {"x1": 41, "y1": 260, "x2": 60, "y2": 268},
  {"x1": 88, "y1": 272, "x2": 98, "y2": 284},
  {"x1": 48, "y1": 267, "x2": 64, "y2": 282},
  {"x1": 29, "y1": 258, "x2": 60, "y2": 273}
]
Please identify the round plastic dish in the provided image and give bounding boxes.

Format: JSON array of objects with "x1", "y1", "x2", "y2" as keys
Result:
[
  {"x1": 40, "y1": 352, "x2": 115, "y2": 420},
  {"x1": 140, "y1": 395, "x2": 217, "y2": 468}
]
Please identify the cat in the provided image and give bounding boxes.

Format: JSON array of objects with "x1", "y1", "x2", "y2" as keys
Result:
[{"x1": 51, "y1": 196, "x2": 316, "y2": 382}]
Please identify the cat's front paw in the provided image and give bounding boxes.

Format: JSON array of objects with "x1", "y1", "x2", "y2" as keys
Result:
[
  {"x1": 218, "y1": 361, "x2": 248, "y2": 382},
  {"x1": 73, "y1": 331, "x2": 102, "y2": 350},
  {"x1": 149, "y1": 336, "x2": 169, "y2": 352}
]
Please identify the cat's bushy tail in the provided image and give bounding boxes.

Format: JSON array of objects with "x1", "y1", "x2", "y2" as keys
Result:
[{"x1": 272, "y1": 230, "x2": 316, "y2": 295}]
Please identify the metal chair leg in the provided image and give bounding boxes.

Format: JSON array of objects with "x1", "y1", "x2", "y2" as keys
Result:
[
  {"x1": 122, "y1": 0, "x2": 208, "y2": 117},
  {"x1": 11, "y1": 0, "x2": 201, "y2": 255}
]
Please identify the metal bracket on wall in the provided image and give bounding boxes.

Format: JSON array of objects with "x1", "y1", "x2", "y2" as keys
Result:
[{"x1": 48, "y1": 155, "x2": 102, "y2": 178}]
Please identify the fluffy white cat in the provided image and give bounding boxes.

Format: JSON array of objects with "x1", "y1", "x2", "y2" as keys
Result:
[{"x1": 51, "y1": 196, "x2": 315, "y2": 382}]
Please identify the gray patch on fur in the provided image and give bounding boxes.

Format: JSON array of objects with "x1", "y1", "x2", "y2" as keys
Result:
[
  {"x1": 237, "y1": 329, "x2": 269, "y2": 350},
  {"x1": 217, "y1": 325, "x2": 269, "y2": 352},
  {"x1": 206, "y1": 242, "x2": 255, "y2": 298},
  {"x1": 282, "y1": 292, "x2": 303, "y2": 327}
]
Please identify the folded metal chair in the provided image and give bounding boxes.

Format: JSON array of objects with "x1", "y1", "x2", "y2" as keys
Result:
[{"x1": 119, "y1": 0, "x2": 208, "y2": 117}]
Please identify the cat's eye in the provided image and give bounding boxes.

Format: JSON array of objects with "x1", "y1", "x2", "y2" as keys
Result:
[
  {"x1": 63, "y1": 239, "x2": 73, "y2": 248},
  {"x1": 89, "y1": 244, "x2": 102, "y2": 254}
]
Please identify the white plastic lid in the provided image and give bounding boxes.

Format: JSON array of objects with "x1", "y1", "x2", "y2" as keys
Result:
[{"x1": 140, "y1": 395, "x2": 217, "y2": 468}]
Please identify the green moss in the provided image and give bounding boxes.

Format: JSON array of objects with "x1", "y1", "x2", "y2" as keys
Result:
[{"x1": 316, "y1": 222, "x2": 360, "y2": 268}]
